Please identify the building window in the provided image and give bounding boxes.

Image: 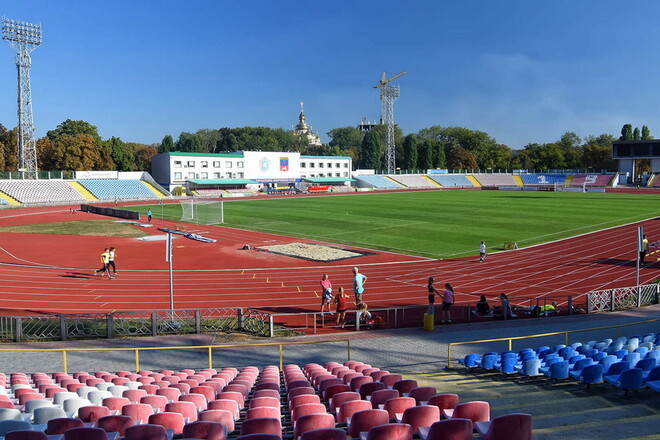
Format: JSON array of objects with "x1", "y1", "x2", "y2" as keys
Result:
[
  {"x1": 336, "y1": 173, "x2": 341, "y2": 177},
  {"x1": 213, "y1": 161, "x2": 221, "y2": 167},
  {"x1": 188, "y1": 172, "x2": 195, "y2": 179},
  {"x1": 310, "y1": 163, "x2": 315, "y2": 168},
  {"x1": 301, "y1": 162, "x2": 306, "y2": 168},
  {"x1": 226, "y1": 172, "x2": 233, "y2": 178},
  {"x1": 213, "y1": 172, "x2": 221, "y2": 178},
  {"x1": 174, "y1": 161, "x2": 182, "y2": 168},
  {"x1": 237, "y1": 161, "x2": 244, "y2": 168},
  {"x1": 226, "y1": 162, "x2": 233, "y2": 168},
  {"x1": 201, "y1": 161, "x2": 208, "y2": 168},
  {"x1": 319, "y1": 163, "x2": 324, "y2": 168},
  {"x1": 336, "y1": 163, "x2": 341, "y2": 168},
  {"x1": 344, "y1": 172, "x2": 349, "y2": 177},
  {"x1": 343, "y1": 163, "x2": 348, "y2": 168},
  {"x1": 237, "y1": 172, "x2": 244, "y2": 178},
  {"x1": 174, "y1": 172, "x2": 182, "y2": 179},
  {"x1": 187, "y1": 161, "x2": 195, "y2": 167},
  {"x1": 201, "y1": 172, "x2": 208, "y2": 179}
]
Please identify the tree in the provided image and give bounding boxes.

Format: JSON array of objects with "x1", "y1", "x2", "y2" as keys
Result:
[
  {"x1": 432, "y1": 140, "x2": 446, "y2": 168},
  {"x1": 47, "y1": 119, "x2": 101, "y2": 143},
  {"x1": 417, "y1": 139, "x2": 434, "y2": 170},
  {"x1": 41, "y1": 134, "x2": 110, "y2": 170},
  {"x1": 130, "y1": 143, "x2": 158, "y2": 172},
  {"x1": 447, "y1": 146, "x2": 478, "y2": 170},
  {"x1": 402, "y1": 134, "x2": 418, "y2": 170},
  {"x1": 481, "y1": 144, "x2": 512, "y2": 169},
  {"x1": 0, "y1": 126, "x2": 17, "y2": 171},
  {"x1": 620, "y1": 124, "x2": 633, "y2": 141},
  {"x1": 633, "y1": 127, "x2": 641, "y2": 140},
  {"x1": 106, "y1": 137, "x2": 135, "y2": 171},
  {"x1": 581, "y1": 144, "x2": 617, "y2": 171},
  {"x1": 160, "y1": 135, "x2": 174, "y2": 153},
  {"x1": 175, "y1": 132, "x2": 204, "y2": 153},
  {"x1": 358, "y1": 130, "x2": 383, "y2": 169},
  {"x1": 642, "y1": 125, "x2": 651, "y2": 140},
  {"x1": 417, "y1": 125, "x2": 502, "y2": 169},
  {"x1": 557, "y1": 132, "x2": 582, "y2": 169}
]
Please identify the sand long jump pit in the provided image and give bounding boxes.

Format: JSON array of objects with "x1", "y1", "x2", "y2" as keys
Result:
[{"x1": 255, "y1": 242, "x2": 374, "y2": 262}]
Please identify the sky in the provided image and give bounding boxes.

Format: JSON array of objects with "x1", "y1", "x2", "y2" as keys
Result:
[{"x1": 1, "y1": 0, "x2": 659, "y2": 149}]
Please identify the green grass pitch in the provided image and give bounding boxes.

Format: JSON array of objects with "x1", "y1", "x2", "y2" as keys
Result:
[{"x1": 129, "y1": 191, "x2": 660, "y2": 259}]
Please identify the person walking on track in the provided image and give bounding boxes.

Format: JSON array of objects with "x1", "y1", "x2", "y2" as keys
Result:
[
  {"x1": 94, "y1": 248, "x2": 113, "y2": 279},
  {"x1": 479, "y1": 240, "x2": 486, "y2": 262},
  {"x1": 352, "y1": 267, "x2": 367, "y2": 304},
  {"x1": 108, "y1": 247, "x2": 118, "y2": 276},
  {"x1": 320, "y1": 274, "x2": 333, "y2": 316}
]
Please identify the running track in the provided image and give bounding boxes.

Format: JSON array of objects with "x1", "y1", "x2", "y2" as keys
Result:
[{"x1": 0, "y1": 205, "x2": 659, "y2": 321}]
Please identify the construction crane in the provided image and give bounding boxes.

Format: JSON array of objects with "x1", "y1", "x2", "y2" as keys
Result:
[{"x1": 374, "y1": 71, "x2": 406, "y2": 172}]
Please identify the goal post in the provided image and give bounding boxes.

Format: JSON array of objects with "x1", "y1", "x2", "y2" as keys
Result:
[{"x1": 179, "y1": 198, "x2": 224, "y2": 225}]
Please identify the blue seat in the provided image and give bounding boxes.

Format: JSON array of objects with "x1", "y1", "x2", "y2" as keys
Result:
[
  {"x1": 634, "y1": 347, "x2": 649, "y2": 358},
  {"x1": 644, "y1": 366, "x2": 660, "y2": 383},
  {"x1": 584, "y1": 349, "x2": 598, "y2": 358},
  {"x1": 569, "y1": 359, "x2": 594, "y2": 380},
  {"x1": 538, "y1": 349, "x2": 554, "y2": 360},
  {"x1": 540, "y1": 358, "x2": 561, "y2": 376},
  {"x1": 578, "y1": 364, "x2": 603, "y2": 389},
  {"x1": 541, "y1": 354, "x2": 559, "y2": 365},
  {"x1": 647, "y1": 380, "x2": 660, "y2": 393},
  {"x1": 645, "y1": 350, "x2": 660, "y2": 362},
  {"x1": 606, "y1": 368, "x2": 644, "y2": 396},
  {"x1": 568, "y1": 354, "x2": 586, "y2": 366},
  {"x1": 614, "y1": 349, "x2": 628, "y2": 359},
  {"x1": 599, "y1": 356, "x2": 618, "y2": 375},
  {"x1": 497, "y1": 357, "x2": 517, "y2": 375},
  {"x1": 623, "y1": 352, "x2": 642, "y2": 367},
  {"x1": 536, "y1": 346, "x2": 551, "y2": 355},
  {"x1": 519, "y1": 359, "x2": 542, "y2": 377},
  {"x1": 548, "y1": 361, "x2": 569, "y2": 382},
  {"x1": 460, "y1": 354, "x2": 480, "y2": 368},
  {"x1": 480, "y1": 354, "x2": 497, "y2": 370},
  {"x1": 591, "y1": 352, "x2": 607, "y2": 362},
  {"x1": 570, "y1": 342, "x2": 583, "y2": 350},
  {"x1": 557, "y1": 346, "x2": 572, "y2": 358},
  {"x1": 636, "y1": 358, "x2": 657, "y2": 380},
  {"x1": 605, "y1": 361, "x2": 630, "y2": 377}
]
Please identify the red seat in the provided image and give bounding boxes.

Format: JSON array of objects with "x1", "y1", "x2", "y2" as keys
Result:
[
  {"x1": 254, "y1": 382, "x2": 279, "y2": 392},
  {"x1": 286, "y1": 380, "x2": 312, "y2": 391},
  {"x1": 369, "y1": 388, "x2": 399, "y2": 409},
  {"x1": 299, "y1": 428, "x2": 347, "y2": 440},
  {"x1": 427, "y1": 394, "x2": 459, "y2": 411},
  {"x1": 366, "y1": 423, "x2": 413, "y2": 440},
  {"x1": 392, "y1": 379, "x2": 418, "y2": 395},
  {"x1": 121, "y1": 403, "x2": 154, "y2": 424},
  {"x1": 223, "y1": 384, "x2": 249, "y2": 399},
  {"x1": 358, "y1": 381, "x2": 385, "y2": 400},
  {"x1": 199, "y1": 409, "x2": 235, "y2": 431},
  {"x1": 235, "y1": 434, "x2": 281, "y2": 440},
  {"x1": 443, "y1": 401, "x2": 490, "y2": 423},
  {"x1": 289, "y1": 394, "x2": 321, "y2": 411},
  {"x1": 207, "y1": 399, "x2": 240, "y2": 420},
  {"x1": 408, "y1": 386, "x2": 437, "y2": 405},
  {"x1": 169, "y1": 382, "x2": 191, "y2": 394},
  {"x1": 183, "y1": 420, "x2": 228, "y2": 440},
  {"x1": 379, "y1": 374, "x2": 403, "y2": 388},
  {"x1": 155, "y1": 387, "x2": 181, "y2": 402},
  {"x1": 77, "y1": 405, "x2": 111, "y2": 423},
  {"x1": 124, "y1": 424, "x2": 169, "y2": 440},
  {"x1": 294, "y1": 413, "x2": 335, "y2": 439},
  {"x1": 122, "y1": 389, "x2": 148, "y2": 403},
  {"x1": 291, "y1": 403, "x2": 327, "y2": 425},
  {"x1": 165, "y1": 400, "x2": 199, "y2": 422},
  {"x1": 246, "y1": 406, "x2": 281, "y2": 420},
  {"x1": 337, "y1": 399, "x2": 372, "y2": 423},
  {"x1": 5, "y1": 431, "x2": 49, "y2": 440},
  {"x1": 401, "y1": 405, "x2": 440, "y2": 434},
  {"x1": 329, "y1": 391, "x2": 360, "y2": 413},
  {"x1": 217, "y1": 391, "x2": 244, "y2": 409},
  {"x1": 383, "y1": 397, "x2": 416, "y2": 419},
  {"x1": 249, "y1": 397, "x2": 280, "y2": 409},
  {"x1": 18, "y1": 393, "x2": 44, "y2": 405},
  {"x1": 341, "y1": 373, "x2": 362, "y2": 385},
  {"x1": 140, "y1": 395, "x2": 169, "y2": 412},
  {"x1": 253, "y1": 389, "x2": 280, "y2": 400},
  {"x1": 361, "y1": 368, "x2": 380, "y2": 377},
  {"x1": 102, "y1": 396, "x2": 130, "y2": 411},
  {"x1": 350, "y1": 375, "x2": 373, "y2": 392},
  {"x1": 475, "y1": 413, "x2": 532, "y2": 440},
  {"x1": 239, "y1": 417, "x2": 282, "y2": 437},
  {"x1": 148, "y1": 411, "x2": 186, "y2": 435},
  {"x1": 180, "y1": 393, "x2": 209, "y2": 410},
  {"x1": 47, "y1": 417, "x2": 84, "y2": 435},
  {"x1": 354, "y1": 364, "x2": 372, "y2": 374},
  {"x1": 324, "y1": 384, "x2": 351, "y2": 402},
  {"x1": 347, "y1": 408, "x2": 390, "y2": 438},
  {"x1": 419, "y1": 418, "x2": 473, "y2": 440},
  {"x1": 191, "y1": 385, "x2": 216, "y2": 401},
  {"x1": 63, "y1": 427, "x2": 109, "y2": 440},
  {"x1": 139, "y1": 384, "x2": 159, "y2": 395},
  {"x1": 97, "y1": 415, "x2": 135, "y2": 436},
  {"x1": 318, "y1": 378, "x2": 343, "y2": 395}
]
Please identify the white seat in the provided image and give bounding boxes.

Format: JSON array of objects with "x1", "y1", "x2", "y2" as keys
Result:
[
  {"x1": 76, "y1": 386, "x2": 97, "y2": 398},
  {"x1": 33, "y1": 406, "x2": 67, "y2": 424},
  {"x1": 95, "y1": 382, "x2": 114, "y2": 392},
  {"x1": 87, "y1": 390, "x2": 113, "y2": 405},
  {"x1": 63, "y1": 398, "x2": 92, "y2": 417},
  {"x1": 124, "y1": 381, "x2": 142, "y2": 390},
  {"x1": 108, "y1": 386, "x2": 128, "y2": 397},
  {"x1": 0, "y1": 408, "x2": 23, "y2": 421},
  {"x1": 53, "y1": 391, "x2": 78, "y2": 405}
]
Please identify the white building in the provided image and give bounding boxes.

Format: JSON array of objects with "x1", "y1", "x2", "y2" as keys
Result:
[{"x1": 151, "y1": 151, "x2": 352, "y2": 192}]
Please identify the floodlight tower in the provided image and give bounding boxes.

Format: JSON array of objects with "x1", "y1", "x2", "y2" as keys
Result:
[
  {"x1": 374, "y1": 71, "x2": 406, "y2": 172},
  {"x1": 2, "y1": 17, "x2": 42, "y2": 179}
]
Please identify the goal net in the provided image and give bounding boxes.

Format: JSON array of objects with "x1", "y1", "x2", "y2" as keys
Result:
[{"x1": 179, "y1": 198, "x2": 224, "y2": 225}]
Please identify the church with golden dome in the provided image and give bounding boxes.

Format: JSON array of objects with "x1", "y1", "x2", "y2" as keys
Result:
[{"x1": 293, "y1": 102, "x2": 322, "y2": 146}]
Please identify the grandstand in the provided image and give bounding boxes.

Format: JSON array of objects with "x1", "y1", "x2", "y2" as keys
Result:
[
  {"x1": 519, "y1": 173, "x2": 567, "y2": 186},
  {"x1": 386, "y1": 174, "x2": 438, "y2": 188},
  {"x1": 427, "y1": 174, "x2": 473, "y2": 187},
  {"x1": 0, "y1": 180, "x2": 86, "y2": 204},
  {"x1": 78, "y1": 179, "x2": 163, "y2": 200},
  {"x1": 353, "y1": 175, "x2": 403, "y2": 189},
  {"x1": 470, "y1": 174, "x2": 518, "y2": 187},
  {"x1": 571, "y1": 174, "x2": 616, "y2": 187}
]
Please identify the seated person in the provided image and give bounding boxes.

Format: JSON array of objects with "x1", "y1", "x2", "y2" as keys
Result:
[
  {"x1": 493, "y1": 293, "x2": 513, "y2": 320},
  {"x1": 537, "y1": 301, "x2": 558, "y2": 316},
  {"x1": 356, "y1": 302, "x2": 372, "y2": 324},
  {"x1": 475, "y1": 295, "x2": 491, "y2": 316}
]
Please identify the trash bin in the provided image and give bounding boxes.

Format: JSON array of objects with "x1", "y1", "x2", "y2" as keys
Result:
[{"x1": 423, "y1": 313, "x2": 434, "y2": 331}]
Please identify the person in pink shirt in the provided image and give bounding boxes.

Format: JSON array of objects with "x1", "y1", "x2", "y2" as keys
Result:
[
  {"x1": 320, "y1": 274, "x2": 333, "y2": 316},
  {"x1": 441, "y1": 283, "x2": 455, "y2": 323}
]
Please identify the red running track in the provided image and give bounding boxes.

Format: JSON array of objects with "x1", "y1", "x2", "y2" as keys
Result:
[{"x1": 0, "y1": 205, "x2": 659, "y2": 321}]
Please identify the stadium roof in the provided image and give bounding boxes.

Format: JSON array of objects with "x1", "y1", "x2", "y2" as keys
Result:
[
  {"x1": 168, "y1": 152, "x2": 243, "y2": 157},
  {"x1": 188, "y1": 179, "x2": 257, "y2": 185},
  {"x1": 303, "y1": 177, "x2": 355, "y2": 183}
]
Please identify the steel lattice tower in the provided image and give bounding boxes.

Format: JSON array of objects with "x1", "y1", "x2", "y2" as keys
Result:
[
  {"x1": 374, "y1": 71, "x2": 406, "y2": 173},
  {"x1": 2, "y1": 17, "x2": 42, "y2": 179}
]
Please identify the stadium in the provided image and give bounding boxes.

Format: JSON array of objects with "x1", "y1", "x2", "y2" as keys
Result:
[{"x1": 1, "y1": 4, "x2": 660, "y2": 440}]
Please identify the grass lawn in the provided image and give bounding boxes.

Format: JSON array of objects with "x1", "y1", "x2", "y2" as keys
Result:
[
  {"x1": 0, "y1": 219, "x2": 149, "y2": 237},
  {"x1": 128, "y1": 191, "x2": 660, "y2": 258}
]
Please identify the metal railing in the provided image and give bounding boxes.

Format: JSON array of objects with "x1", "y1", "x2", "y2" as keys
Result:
[
  {"x1": 0, "y1": 339, "x2": 350, "y2": 373},
  {"x1": 587, "y1": 283, "x2": 659, "y2": 313},
  {"x1": 446, "y1": 317, "x2": 660, "y2": 369},
  {"x1": 0, "y1": 307, "x2": 272, "y2": 342}
]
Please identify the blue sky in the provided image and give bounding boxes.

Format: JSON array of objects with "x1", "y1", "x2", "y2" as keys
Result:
[{"x1": 0, "y1": 1, "x2": 658, "y2": 149}]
